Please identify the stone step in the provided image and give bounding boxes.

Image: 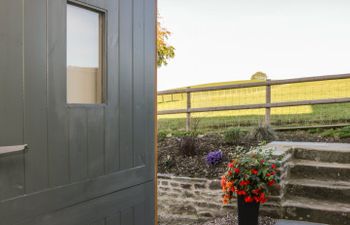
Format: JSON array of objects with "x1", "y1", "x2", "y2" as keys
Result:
[
  {"x1": 285, "y1": 178, "x2": 350, "y2": 204},
  {"x1": 293, "y1": 148, "x2": 350, "y2": 164},
  {"x1": 276, "y1": 219, "x2": 329, "y2": 225},
  {"x1": 282, "y1": 197, "x2": 350, "y2": 225},
  {"x1": 268, "y1": 142, "x2": 350, "y2": 163},
  {"x1": 289, "y1": 160, "x2": 350, "y2": 181}
]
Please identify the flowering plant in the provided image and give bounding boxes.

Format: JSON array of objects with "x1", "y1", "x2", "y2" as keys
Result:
[
  {"x1": 206, "y1": 150, "x2": 223, "y2": 166},
  {"x1": 221, "y1": 145, "x2": 280, "y2": 204}
]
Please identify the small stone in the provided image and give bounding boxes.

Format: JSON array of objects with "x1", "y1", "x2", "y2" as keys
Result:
[
  {"x1": 194, "y1": 183, "x2": 206, "y2": 189},
  {"x1": 170, "y1": 182, "x2": 179, "y2": 187},
  {"x1": 183, "y1": 191, "x2": 194, "y2": 198},
  {"x1": 181, "y1": 183, "x2": 192, "y2": 189},
  {"x1": 209, "y1": 180, "x2": 221, "y2": 190}
]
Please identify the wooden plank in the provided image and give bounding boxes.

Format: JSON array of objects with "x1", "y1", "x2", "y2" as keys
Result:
[
  {"x1": 47, "y1": 0, "x2": 70, "y2": 187},
  {"x1": 158, "y1": 81, "x2": 267, "y2": 95},
  {"x1": 158, "y1": 97, "x2": 350, "y2": 115},
  {"x1": 87, "y1": 108, "x2": 105, "y2": 178},
  {"x1": 106, "y1": 212, "x2": 120, "y2": 225},
  {"x1": 0, "y1": 0, "x2": 25, "y2": 201},
  {"x1": 269, "y1": 98, "x2": 350, "y2": 108},
  {"x1": 133, "y1": 0, "x2": 146, "y2": 167},
  {"x1": 144, "y1": 0, "x2": 156, "y2": 179},
  {"x1": 104, "y1": 0, "x2": 120, "y2": 173},
  {"x1": 69, "y1": 108, "x2": 88, "y2": 182},
  {"x1": 158, "y1": 73, "x2": 350, "y2": 95},
  {"x1": 18, "y1": 182, "x2": 148, "y2": 225},
  {"x1": 265, "y1": 79, "x2": 271, "y2": 126},
  {"x1": 119, "y1": 0, "x2": 134, "y2": 170},
  {"x1": 186, "y1": 91, "x2": 191, "y2": 131},
  {"x1": 91, "y1": 219, "x2": 106, "y2": 225},
  {"x1": 23, "y1": 0, "x2": 49, "y2": 194},
  {"x1": 121, "y1": 207, "x2": 134, "y2": 225},
  {"x1": 0, "y1": 166, "x2": 148, "y2": 225},
  {"x1": 134, "y1": 203, "x2": 145, "y2": 225}
]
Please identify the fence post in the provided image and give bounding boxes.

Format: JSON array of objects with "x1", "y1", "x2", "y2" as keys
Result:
[
  {"x1": 186, "y1": 88, "x2": 191, "y2": 131},
  {"x1": 265, "y1": 79, "x2": 271, "y2": 126}
]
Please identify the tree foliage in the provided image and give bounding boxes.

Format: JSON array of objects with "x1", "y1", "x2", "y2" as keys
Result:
[
  {"x1": 251, "y1": 71, "x2": 267, "y2": 81},
  {"x1": 157, "y1": 16, "x2": 175, "y2": 67}
]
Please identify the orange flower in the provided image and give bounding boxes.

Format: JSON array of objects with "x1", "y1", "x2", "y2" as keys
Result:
[{"x1": 226, "y1": 181, "x2": 233, "y2": 189}]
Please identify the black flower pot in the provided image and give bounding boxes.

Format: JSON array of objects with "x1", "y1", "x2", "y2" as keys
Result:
[{"x1": 237, "y1": 195, "x2": 260, "y2": 225}]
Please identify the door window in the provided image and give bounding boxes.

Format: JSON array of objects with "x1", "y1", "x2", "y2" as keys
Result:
[{"x1": 67, "y1": 3, "x2": 105, "y2": 104}]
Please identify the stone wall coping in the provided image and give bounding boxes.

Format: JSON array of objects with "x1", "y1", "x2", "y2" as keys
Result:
[{"x1": 158, "y1": 173, "x2": 220, "y2": 183}]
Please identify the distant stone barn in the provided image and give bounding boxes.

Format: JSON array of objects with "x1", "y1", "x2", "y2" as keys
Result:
[{"x1": 0, "y1": 0, "x2": 156, "y2": 224}]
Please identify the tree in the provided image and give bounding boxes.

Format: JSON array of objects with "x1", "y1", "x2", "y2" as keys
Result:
[
  {"x1": 251, "y1": 71, "x2": 267, "y2": 81},
  {"x1": 157, "y1": 16, "x2": 175, "y2": 67}
]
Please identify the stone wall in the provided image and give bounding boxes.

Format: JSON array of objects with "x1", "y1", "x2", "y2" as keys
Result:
[
  {"x1": 157, "y1": 149, "x2": 292, "y2": 222},
  {"x1": 157, "y1": 173, "x2": 232, "y2": 222}
]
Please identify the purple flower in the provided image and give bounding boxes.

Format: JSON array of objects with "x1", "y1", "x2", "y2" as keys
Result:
[{"x1": 206, "y1": 150, "x2": 223, "y2": 166}]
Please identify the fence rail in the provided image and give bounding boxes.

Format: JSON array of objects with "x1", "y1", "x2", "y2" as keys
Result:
[{"x1": 157, "y1": 73, "x2": 350, "y2": 131}]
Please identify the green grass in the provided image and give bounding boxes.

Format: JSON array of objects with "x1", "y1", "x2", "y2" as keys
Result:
[{"x1": 158, "y1": 78, "x2": 350, "y2": 132}]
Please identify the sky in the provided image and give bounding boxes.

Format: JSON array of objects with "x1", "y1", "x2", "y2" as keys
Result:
[
  {"x1": 67, "y1": 4, "x2": 99, "y2": 68},
  {"x1": 158, "y1": 0, "x2": 350, "y2": 90}
]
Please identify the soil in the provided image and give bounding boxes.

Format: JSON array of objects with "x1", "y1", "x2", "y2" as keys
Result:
[
  {"x1": 157, "y1": 133, "x2": 257, "y2": 179},
  {"x1": 277, "y1": 130, "x2": 350, "y2": 143},
  {"x1": 157, "y1": 130, "x2": 350, "y2": 179}
]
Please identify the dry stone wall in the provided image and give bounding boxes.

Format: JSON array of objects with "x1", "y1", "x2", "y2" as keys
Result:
[
  {"x1": 157, "y1": 173, "x2": 234, "y2": 222},
  {"x1": 157, "y1": 150, "x2": 291, "y2": 221}
]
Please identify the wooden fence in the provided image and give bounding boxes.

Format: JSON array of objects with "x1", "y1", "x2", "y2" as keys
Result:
[{"x1": 157, "y1": 74, "x2": 350, "y2": 131}]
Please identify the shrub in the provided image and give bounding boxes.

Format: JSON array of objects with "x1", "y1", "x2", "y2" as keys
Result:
[
  {"x1": 320, "y1": 126, "x2": 350, "y2": 139},
  {"x1": 179, "y1": 136, "x2": 197, "y2": 156},
  {"x1": 338, "y1": 126, "x2": 350, "y2": 139},
  {"x1": 158, "y1": 130, "x2": 168, "y2": 142},
  {"x1": 206, "y1": 150, "x2": 223, "y2": 166},
  {"x1": 320, "y1": 129, "x2": 337, "y2": 138},
  {"x1": 171, "y1": 130, "x2": 199, "y2": 138},
  {"x1": 221, "y1": 145, "x2": 281, "y2": 204},
  {"x1": 224, "y1": 127, "x2": 243, "y2": 145},
  {"x1": 248, "y1": 125, "x2": 277, "y2": 143}
]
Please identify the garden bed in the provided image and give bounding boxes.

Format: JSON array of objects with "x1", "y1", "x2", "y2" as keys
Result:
[
  {"x1": 158, "y1": 133, "x2": 257, "y2": 179},
  {"x1": 157, "y1": 128, "x2": 350, "y2": 179}
]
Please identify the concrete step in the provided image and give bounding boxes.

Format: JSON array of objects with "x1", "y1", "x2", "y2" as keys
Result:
[
  {"x1": 268, "y1": 142, "x2": 350, "y2": 163},
  {"x1": 289, "y1": 160, "x2": 350, "y2": 181},
  {"x1": 285, "y1": 178, "x2": 350, "y2": 204},
  {"x1": 276, "y1": 219, "x2": 328, "y2": 225},
  {"x1": 282, "y1": 197, "x2": 350, "y2": 225},
  {"x1": 294, "y1": 148, "x2": 350, "y2": 164}
]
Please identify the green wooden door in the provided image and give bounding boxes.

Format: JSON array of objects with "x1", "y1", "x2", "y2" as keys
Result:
[{"x1": 0, "y1": 0, "x2": 156, "y2": 224}]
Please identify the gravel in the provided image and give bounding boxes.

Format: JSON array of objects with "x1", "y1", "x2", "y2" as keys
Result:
[
  {"x1": 159, "y1": 214, "x2": 276, "y2": 225},
  {"x1": 199, "y1": 214, "x2": 275, "y2": 225}
]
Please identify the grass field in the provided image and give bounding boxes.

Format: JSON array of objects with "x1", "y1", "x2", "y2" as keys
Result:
[{"x1": 157, "y1": 78, "x2": 350, "y2": 131}]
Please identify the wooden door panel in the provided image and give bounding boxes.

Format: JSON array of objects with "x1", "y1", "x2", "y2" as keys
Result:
[
  {"x1": 0, "y1": 0, "x2": 25, "y2": 201},
  {"x1": 87, "y1": 107, "x2": 105, "y2": 178},
  {"x1": 14, "y1": 181, "x2": 154, "y2": 225},
  {"x1": 68, "y1": 108, "x2": 88, "y2": 183},
  {"x1": 0, "y1": 0, "x2": 156, "y2": 223},
  {"x1": 23, "y1": 0, "x2": 49, "y2": 194},
  {"x1": 47, "y1": 0, "x2": 71, "y2": 187},
  {"x1": 119, "y1": 0, "x2": 134, "y2": 171}
]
